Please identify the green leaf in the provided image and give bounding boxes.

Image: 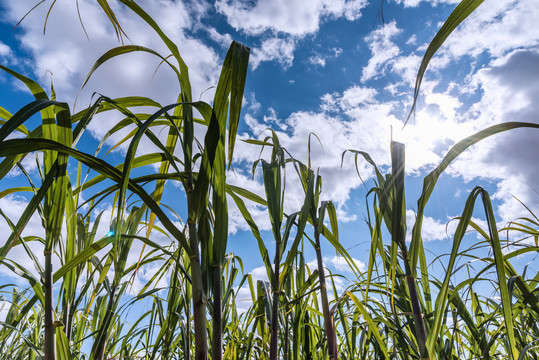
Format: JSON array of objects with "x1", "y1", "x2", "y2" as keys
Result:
[
  {"x1": 53, "y1": 236, "x2": 114, "y2": 283},
  {"x1": 347, "y1": 291, "x2": 389, "y2": 359},
  {"x1": 406, "y1": 0, "x2": 484, "y2": 124},
  {"x1": 0, "y1": 99, "x2": 61, "y2": 143},
  {"x1": 226, "y1": 41, "x2": 250, "y2": 168},
  {"x1": 480, "y1": 189, "x2": 518, "y2": 360},
  {"x1": 228, "y1": 190, "x2": 275, "y2": 286},
  {"x1": 80, "y1": 45, "x2": 181, "y2": 92},
  {"x1": 0, "y1": 64, "x2": 49, "y2": 100},
  {"x1": 409, "y1": 122, "x2": 539, "y2": 273},
  {"x1": 0, "y1": 166, "x2": 56, "y2": 258},
  {"x1": 0, "y1": 138, "x2": 193, "y2": 257}
]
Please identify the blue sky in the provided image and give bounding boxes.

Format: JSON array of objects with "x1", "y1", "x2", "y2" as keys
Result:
[{"x1": 0, "y1": 0, "x2": 538, "y2": 307}]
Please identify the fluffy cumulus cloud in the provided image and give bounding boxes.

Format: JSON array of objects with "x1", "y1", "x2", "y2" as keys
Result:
[
  {"x1": 0, "y1": 41, "x2": 10, "y2": 58},
  {"x1": 321, "y1": 0, "x2": 369, "y2": 21},
  {"x1": 309, "y1": 55, "x2": 326, "y2": 67},
  {"x1": 393, "y1": 0, "x2": 460, "y2": 7},
  {"x1": 255, "y1": 110, "x2": 383, "y2": 204},
  {"x1": 320, "y1": 85, "x2": 379, "y2": 115},
  {"x1": 361, "y1": 21, "x2": 402, "y2": 82},
  {"x1": 233, "y1": 265, "x2": 268, "y2": 314},
  {"x1": 385, "y1": 53, "x2": 421, "y2": 90},
  {"x1": 250, "y1": 36, "x2": 296, "y2": 69},
  {"x1": 206, "y1": 27, "x2": 234, "y2": 49},
  {"x1": 215, "y1": 0, "x2": 368, "y2": 37},
  {"x1": 405, "y1": 209, "x2": 456, "y2": 242},
  {"x1": 226, "y1": 168, "x2": 271, "y2": 234},
  {"x1": 441, "y1": 0, "x2": 539, "y2": 61},
  {"x1": 215, "y1": 0, "x2": 367, "y2": 69},
  {"x1": 447, "y1": 50, "x2": 539, "y2": 224},
  {"x1": 325, "y1": 255, "x2": 366, "y2": 273},
  {"x1": 424, "y1": 92, "x2": 461, "y2": 121}
]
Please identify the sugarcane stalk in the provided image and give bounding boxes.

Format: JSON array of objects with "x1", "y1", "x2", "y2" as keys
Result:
[
  {"x1": 43, "y1": 250, "x2": 55, "y2": 360},
  {"x1": 314, "y1": 223, "x2": 338, "y2": 360}
]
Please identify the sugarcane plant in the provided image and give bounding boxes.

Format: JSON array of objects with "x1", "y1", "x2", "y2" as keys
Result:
[
  {"x1": 291, "y1": 150, "x2": 347, "y2": 360},
  {"x1": 231, "y1": 132, "x2": 313, "y2": 360}
]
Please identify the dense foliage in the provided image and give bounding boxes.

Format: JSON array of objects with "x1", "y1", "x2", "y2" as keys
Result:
[{"x1": 0, "y1": 1, "x2": 538, "y2": 359}]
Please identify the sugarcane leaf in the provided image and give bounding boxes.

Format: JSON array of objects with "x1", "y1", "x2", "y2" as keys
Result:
[{"x1": 406, "y1": 0, "x2": 484, "y2": 124}]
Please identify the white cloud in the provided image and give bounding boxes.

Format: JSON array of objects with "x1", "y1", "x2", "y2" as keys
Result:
[
  {"x1": 246, "y1": 92, "x2": 262, "y2": 114},
  {"x1": 5, "y1": 151, "x2": 42, "y2": 178},
  {"x1": 250, "y1": 37, "x2": 296, "y2": 70},
  {"x1": 441, "y1": 0, "x2": 539, "y2": 61},
  {"x1": 215, "y1": 0, "x2": 366, "y2": 69},
  {"x1": 263, "y1": 107, "x2": 288, "y2": 130},
  {"x1": 237, "y1": 79, "x2": 484, "y2": 225},
  {"x1": 308, "y1": 47, "x2": 343, "y2": 68},
  {"x1": 0, "y1": 41, "x2": 11, "y2": 58},
  {"x1": 226, "y1": 168, "x2": 270, "y2": 234},
  {"x1": 250, "y1": 265, "x2": 270, "y2": 282},
  {"x1": 244, "y1": 114, "x2": 267, "y2": 136},
  {"x1": 321, "y1": 0, "x2": 369, "y2": 21},
  {"x1": 326, "y1": 255, "x2": 366, "y2": 273},
  {"x1": 236, "y1": 45, "x2": 533, "y2": 230},
  {"x1": 424, "y1": 92, "x2": 461, "y2": 120},
  {"x1": 207, "y1": 27, "x2": 234, "y2": 49},
  {"x1": 406, "y1": 34, "x2": 417, "y2": 45},
  {"x1": 233, "y1": 265, "x2": 270, "y2": 314},
  {"x1": 320, "y1": 85, "x2": 378, "y2": 112},
  {"x1": 241, "y1": 92, "x2": 393, "y2": 212},
  {"x1": 339, "y1": 86, "x2": 378, "y2": 109},
  {"x1": 320, "y1": 92, "x2": 339, "y2": 112},
  {"x1": 215, "y1": 0, "x2": 323, "y2": 36},
  {"x1": 361, "y1": 21, "x2": 402, "y2": 82},
  {"x1": 309, "y1": 55, "x2": 326, "y2": 67},
  {"x1": 389, "y1": 53, "x2": 421, "y2": 87},
  {"x1": 406, "y1": 209, "x2": 454, "y2": 242},
  {"x1": 446, "y1": 50, "x2": 539, "y2": 224},
  {"x1": 393, "y1": 0, "x2": 460, "y2": 7},
  {"x1": 306, "y1": 259, "x2": 317, "y2": 271},
  {"x1": 395, "y1": 0, "x2": 422, "y2": 7},
  {"x1": 216, "y1": 0, "x2": 368, "y2": 37},
  {"x1": 332, "y1": 47, "x2": 343, "y2": 57}
]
